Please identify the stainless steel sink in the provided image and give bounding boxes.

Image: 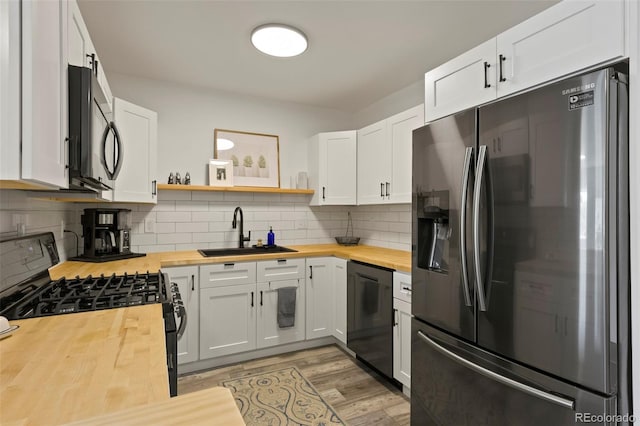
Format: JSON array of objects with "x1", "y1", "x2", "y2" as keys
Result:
[{"x1": 198, "y1": 246, "x2": 298, "y2": 257}]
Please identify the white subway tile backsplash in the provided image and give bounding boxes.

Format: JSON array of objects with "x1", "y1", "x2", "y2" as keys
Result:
[
  {"x1": 157, "y1": 233, "x2": 192, "y2": 244},
  {"x1": 191, "y1": 211, "x2": 224, "y2": 222},
  {"x1": 155, "y1": 222, "x2": 176, "y2": 234},
  {"x1": 192, "y1": 191, "x2": 224, "y2": 202},
  {"x1": 176, "y1": 200, "x2": 208, "y2": 212},
  {"x1": 157, "y1": 211, "x2": 191, "y2": 222},
  {"x1": 158, "y1": 190, "x2": 192, "y2": 201},
  {"x1": 132, "y1": 233, "x2": 157, "y2": 246},
  {"x1": 175, "y1": 222, "x2": 209, "y2": 233},
  {"x1": 152, "y1": 201, "x2": 176, "y2": 211}
]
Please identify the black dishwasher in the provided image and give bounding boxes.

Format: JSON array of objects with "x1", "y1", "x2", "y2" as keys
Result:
[{"x1": 347, "y1": 260, "x2": 393, "y2": 378}]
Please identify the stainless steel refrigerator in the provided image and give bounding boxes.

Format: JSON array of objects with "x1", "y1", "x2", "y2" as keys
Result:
[{"x1": 411, "y1": 66, "x2": 630, "y2": 426}]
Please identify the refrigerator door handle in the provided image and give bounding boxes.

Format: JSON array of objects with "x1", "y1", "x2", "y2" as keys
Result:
[
  {"x1": 417, "y1": 331, "x2": 575, "y2": 410},
  {"x1": 459, "y1": 146, "x2": 473, "y2": 307},
  {"x1": 473, "y1": 145, "x2": 488, "y2": 311}
]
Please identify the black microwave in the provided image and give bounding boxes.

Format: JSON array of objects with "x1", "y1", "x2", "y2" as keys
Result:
[{"x1": 68, "y1": 65, "x2": 122, "y2": 192}]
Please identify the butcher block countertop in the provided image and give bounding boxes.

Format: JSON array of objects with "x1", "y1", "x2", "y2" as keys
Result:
[
  {"x1": 49, "y1": 244, "x2": 411, "y2": 279},
  {"x1": 0, "y1": 304, "x2": 169, "y2": 426},
  {"x1": 64, "y1": 387, "x2": 244, "y2": 426}
]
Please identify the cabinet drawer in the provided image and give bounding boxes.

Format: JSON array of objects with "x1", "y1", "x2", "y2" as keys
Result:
[
  {"x1": 257, "y1": 258, "x2": 305, "y2": 282},
  {"x1": 393, "y1": 271, "x2": 412, "y2": 304},
  {"x1": 200, "y1": 262, "x2": 256, "y2": 288}
]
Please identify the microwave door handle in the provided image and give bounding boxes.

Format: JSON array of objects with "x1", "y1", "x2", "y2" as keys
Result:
[
  {"x1": 473, "y1": 145, "x2": 488, "y2": 312},
  {"x1": 459, "y1": 146, "x2": 473, "y2": 307},
  {"x1": 111, "y1": 122, "x2": 123, "y2": 180}
]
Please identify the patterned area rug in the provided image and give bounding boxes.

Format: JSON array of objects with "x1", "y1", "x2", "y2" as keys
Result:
[{"x1": 222, "y1": 367, "x2": 346, "y2": 426}]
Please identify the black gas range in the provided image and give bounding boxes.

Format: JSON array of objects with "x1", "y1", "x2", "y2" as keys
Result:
[{"x1": 0, "y1": 232, "x2": 185, "y2": 397}]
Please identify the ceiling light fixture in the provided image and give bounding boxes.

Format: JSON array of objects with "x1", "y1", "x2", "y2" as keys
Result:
[
  {"x1": 216, "y1": 138, "x2": 235, "y2": 151},
  {"x1": 251, "y1": 24, "x2": 308, "y2": 58}
]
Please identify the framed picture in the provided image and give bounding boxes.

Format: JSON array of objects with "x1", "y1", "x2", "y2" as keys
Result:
[
  {"x1": 214, "y1": 129, "x2": 280, "y2": 188},
  {"x1": 208, "y1": 159, "x2": 234, "y2": 187}
]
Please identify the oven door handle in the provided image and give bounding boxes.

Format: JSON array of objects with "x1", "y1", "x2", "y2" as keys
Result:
[{"x1": 176, "y1": 304, "x2": 187, "y2": 340}]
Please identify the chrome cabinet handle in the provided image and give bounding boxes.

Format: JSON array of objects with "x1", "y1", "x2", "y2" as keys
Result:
[
  {"x1": 484, "y1": 62, "x2": 491, "y2": 88},
  {"x1": 385, "y1": 182, "x2": 390, "y2": 197},
  {"x1": 380, "y1": 182, "x2": 385, "y2": 197},
  {"x1": 417, "y1": 331, "x2": 575, "y2": 410},
  {"x1": 473, "y1": 145, "x2": 488, "y2": 311},
  {"x1": 459, "y1": 146, "x2": 473, "y2": 307},
  {"x1": 499, "y1": 54, "x2": 506, "y2": 82}
]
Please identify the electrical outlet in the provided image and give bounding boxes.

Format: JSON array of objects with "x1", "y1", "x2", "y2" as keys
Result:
[{"x1": 144, "y1": 217, "x2": 156, "y2": 233}]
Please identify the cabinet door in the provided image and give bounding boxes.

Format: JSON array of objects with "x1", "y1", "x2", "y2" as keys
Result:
[
  {"x1": 0, "y1": 0, "x2": 21, "y2": 181},
  {"x1": 21, "y1": 0, "x2": 69, "y2": 188},
  {"x1": 112, "y1": 97, "x2": 158, "y2": 203},
  {"x1": 306, "y1": 258, "x2": 333, "y2": 339},
  {"x1": 357, "y1": 119, "x2": 390, "y2": 205},
  {"x1": 323, "y1": 131, "x2": 357, "y2": 205},
  {"x1": 200, "y1": 284, "x2": 256, "y2": 359},
  {"x1": 424, "y1": 38, "x2": 496, "y2": 122},
  {"x1": 256, "y1": 279, "x2": 305, "y2": 349},
  {"x1": 496, "y1": 0, "x2": 625, "y2": 98},
  {"x1": 67, "y1": 0, "x2": 91, "y2": 68},
  {"x1": 333, "y1": 258, "x2": 347, "y2": 344},
  {"x1": 164, "y1": 266, "x2": 199, "y2": 365},
  {"x1": 393, "y1": 298, "x2": 412, "y2": 389},
  {"x1": 388, "y1": 104, "x2": 424, "y2": 203}
]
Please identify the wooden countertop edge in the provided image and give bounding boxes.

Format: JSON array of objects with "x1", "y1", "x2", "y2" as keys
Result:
[
  {"x1": 50, "y1": 244, "x2": 411, "y2": 279},
  {"x1": 62, "y1": 387, "x2": 245, "y2": 426}
]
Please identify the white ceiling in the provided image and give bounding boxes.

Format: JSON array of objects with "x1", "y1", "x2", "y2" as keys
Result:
[{"x1": 78, "y1": 0, "x2": 558, "y2": 112}]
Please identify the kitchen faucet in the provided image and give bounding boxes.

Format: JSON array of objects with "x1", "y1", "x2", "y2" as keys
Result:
[{"x1": 232, "y1": 206, "x2": 251, "y2": 248}]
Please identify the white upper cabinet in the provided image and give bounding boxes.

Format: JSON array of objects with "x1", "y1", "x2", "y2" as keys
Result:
[
  {"x1": 67, "y1": 0, "x2": 112, "y2": 112},
  {"x1": 496, "y1": 0, "x2": 625, "y2": 98},
  {"x1": 357, "y1": 104, "x2": 424, "y2": 204},
  {"x1": 357, "y1": 119, "x2": 389, "y2": 204},
  {"x1": 388, "y1": 104, "x2": 424, "y2": 203},
  {"x1": 0, "y1": 0, "x2": 21, "y2": 184},
  {"x1": 111, "y1": 98, "x2": 158, "y2": 203},
  {"x1": 425, "y1": 39, "x2": 497, "y2": 122},
  {"x1": 19, "y1": 0, "x2": 69, "y2": 188},
  {"x1": 425, "y1": 0, "x2": 626, "y2": 122},
  {"x1": 308, "y1": 131, "x2": 357, "y2": 206}
]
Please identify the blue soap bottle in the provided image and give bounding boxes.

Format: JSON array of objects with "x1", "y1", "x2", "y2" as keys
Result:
[{"x1": 267, "y1": 226, "x2": 275, "y2": 246}]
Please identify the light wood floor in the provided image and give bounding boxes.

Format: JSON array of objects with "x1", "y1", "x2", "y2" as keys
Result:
[{"x1": 178, "y1": 344, "x2": 410, "y2": 425}]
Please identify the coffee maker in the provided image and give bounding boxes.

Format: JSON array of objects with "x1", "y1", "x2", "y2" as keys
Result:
[{"x1": 71, "y1": 208, "x2": 145, "y2": 262}]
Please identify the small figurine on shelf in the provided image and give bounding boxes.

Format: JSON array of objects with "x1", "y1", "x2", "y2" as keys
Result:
[
  {"x1": 168, "y1": 172, "x2": 175, "y2": 184},
  {"x1": 175, "y1": 172, "x2": 181, "y2": 185},
  {"x1": 184, "y1": 172, "x2": 191, "y2": 185}
]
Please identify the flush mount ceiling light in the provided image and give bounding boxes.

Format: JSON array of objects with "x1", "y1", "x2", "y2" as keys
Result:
[
  {"x1": 216, "y1": 138, "x2": 235, "y2": 151},
  {"x1": 251, "y1": 24, "x2": 308, "y2": 58}
]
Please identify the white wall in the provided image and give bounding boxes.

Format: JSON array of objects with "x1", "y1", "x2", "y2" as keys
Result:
[
  {"x1": 352, "y1": 79, "x2": 424, "y2": 129},
  {"x1": 108, "y1": 73, "x2": 353, "y2": 187}
]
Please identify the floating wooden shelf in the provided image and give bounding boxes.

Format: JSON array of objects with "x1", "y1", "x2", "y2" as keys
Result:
[{"x1": 157, "y1": 184, "x2": 314, "y2": 195}]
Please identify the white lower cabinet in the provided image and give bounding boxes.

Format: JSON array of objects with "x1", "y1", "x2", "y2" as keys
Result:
[
  {"x1": 333, "y1": 258, "x2": 347, "y2": 344},
  {"x1": 200, "y1": 283, "x2": 256, "y2": 359},
  {"x1": 199, "y1": 262, "x2": 257, "y2": 360},
  {"x1": 257, "y1": 279, "x2": 306, "y2": 348},
  {"x1": 306, "y1": 257, "x2": 334, "y2": 339},
  {"x1": 163, "y1": 266, "x2": 199, "y2": 365},
  {"x1": 393, "y1": 271, "x2": 412, "y2": 389}
]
